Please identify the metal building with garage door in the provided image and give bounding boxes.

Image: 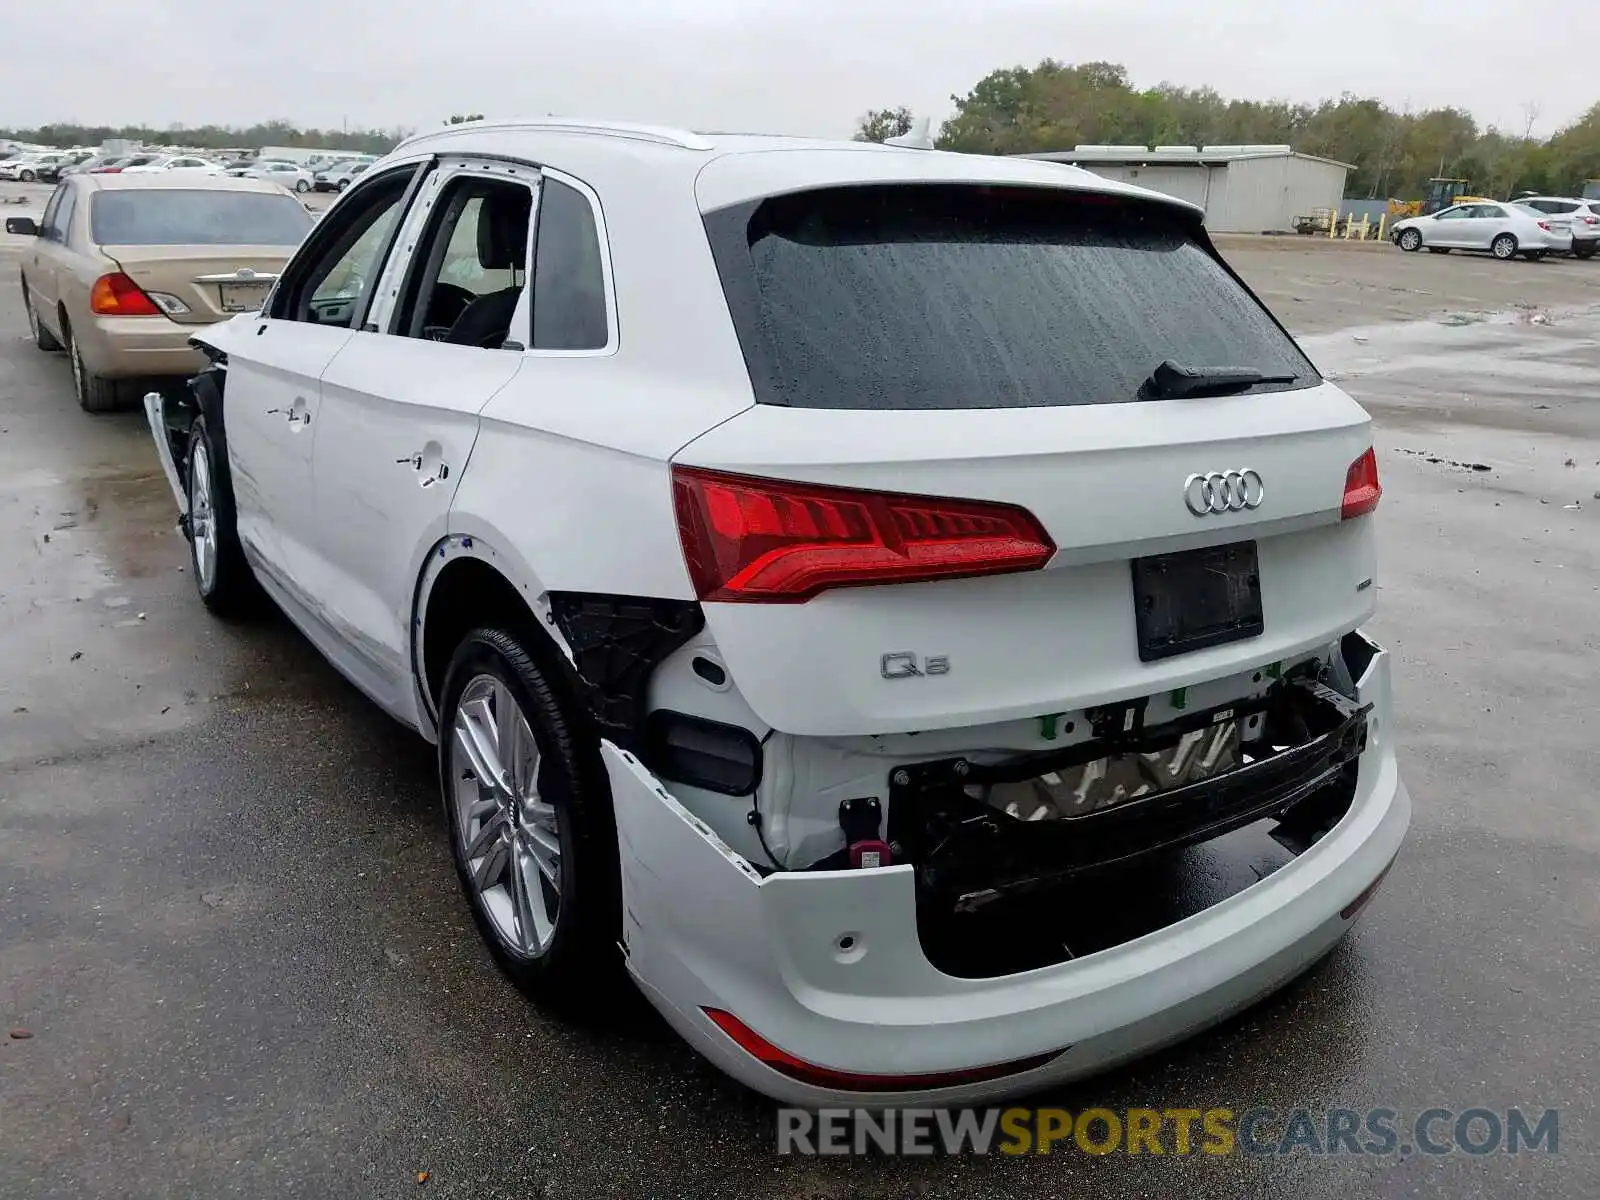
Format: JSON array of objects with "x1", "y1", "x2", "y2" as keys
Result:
[{"x1": 1015, "y1": 145, "x2": 1353, "y2": 233}]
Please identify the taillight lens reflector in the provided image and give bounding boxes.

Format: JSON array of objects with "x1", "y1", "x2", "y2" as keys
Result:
[
  {"x1": 701, "y1": 1008, "x2": 1061, "y2": 1092},
  {"x1": 671, "y1": 466, "x2": 1055, "y2": 603},
  {"x1": 1341, "y1": 447, "x2": 1382, "y2": 520},
  {"x1": 90, "y1": 272, "x2": 163, "y2": 316}
]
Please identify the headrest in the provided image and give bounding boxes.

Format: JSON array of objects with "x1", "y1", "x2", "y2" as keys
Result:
[{"x1": 476, "y1": 188, "x2": 531, "y2": 270}]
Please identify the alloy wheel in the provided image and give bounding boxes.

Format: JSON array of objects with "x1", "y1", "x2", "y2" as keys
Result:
[
  {"x1": 450, "y1": 674, "x2": 562, "y2": 956},
  {"x1": 189, "y1": 441, "x2": 218, "y2": 593}
]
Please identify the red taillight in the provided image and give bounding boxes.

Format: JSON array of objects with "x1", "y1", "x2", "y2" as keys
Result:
[
  {"x1": 1538, "y1": 221, "x2": 1552, "y2": 232},
  {"x1": 90, "y1": 272, "x2": 162, "y2": 316},
  {"x1": 1584, "y1": 216, "x2": 1599, "y2": 225},
  {"x1": 1341, "y1": 447, "x2": 1382, "y2": 520},
  {"x1": 702, "y1": 1008, "x2": 1061, "y2": 1092},
  {"x1": 671, "y1": 466, "x2": 1055, "y2": 603}
]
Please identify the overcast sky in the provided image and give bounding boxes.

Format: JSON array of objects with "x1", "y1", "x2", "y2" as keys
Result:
[{"x1": 8, "y1": 0, "x2": 1594, "y2": 139}]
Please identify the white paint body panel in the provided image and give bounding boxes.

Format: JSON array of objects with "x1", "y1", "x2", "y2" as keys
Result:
[
  {"x1": 215, "y1": 316, "x2": 349, "y2": 581},
  {"x1": 307, "y1": 334, "x2": 516, "y2": 700},
  {"x1": 675, "y1": 384, "x2": 1377, "y2": 735}
]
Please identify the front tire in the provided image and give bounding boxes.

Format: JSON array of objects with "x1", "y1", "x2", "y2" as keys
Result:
[
  {"x1": 439, "y1": 627, "x2": 620, "y2": 1006},
  {"x1": 186, "y1": 414, "x2": 258, "y2": 616},
  {"x1": 1398, "y1": 228, "x2": 1422, "y2": 252},
  {"x1": 65, "y1": 324, "x2": 121, "y2": 413},
  {"x1": 1492, "y1": 233, "x2": 1518, "y2": 260},
  {"x1": 19, "y1": 169, "x2": 35, "y2": 182}
]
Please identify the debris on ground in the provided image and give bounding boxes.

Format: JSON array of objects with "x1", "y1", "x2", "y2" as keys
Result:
[
  {"x1": 1396, "y1": 448, "x2": 1492, "y2": 471},
  {"x1": 417, "y1": 1172, "x2": 429, "y2": 1185},
  {"x1": 69, "y1": 650, "x2": 83, "y2": 662},
  {"x1": 9, "y1": 1029, "x2": 33, "y2": 1040}
]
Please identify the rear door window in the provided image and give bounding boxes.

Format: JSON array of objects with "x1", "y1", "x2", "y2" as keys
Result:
[{"x1": 702, "y1": 184, "x2": 1317, "y2": 410}]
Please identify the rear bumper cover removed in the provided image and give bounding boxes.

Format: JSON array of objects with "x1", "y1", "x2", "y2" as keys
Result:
[{"x1": 607, "y1": 631, "x2": 1409, "y2": 1107}]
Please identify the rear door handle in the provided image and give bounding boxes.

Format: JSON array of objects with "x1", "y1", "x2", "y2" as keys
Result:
[{"x1": 397, "y1": 451, "x2": 449, "y2": 486}]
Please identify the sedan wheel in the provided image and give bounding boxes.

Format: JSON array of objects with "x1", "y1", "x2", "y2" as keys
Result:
[
  {"x1": 1491, "y1": 233, "x2": 1518, "y2": 260},
  {"x1": 1398, "y1": 228, "x2": 1422, "y2": 252},
  {"x1": 295, "y1": 179, "x2": 310, "y2": 193},
  {"x1": 450, "y1": 675, "x2": 563, "y2": 957},
  {"x1": 20, "y1": 169, "x2": 35, "y2": 182}
]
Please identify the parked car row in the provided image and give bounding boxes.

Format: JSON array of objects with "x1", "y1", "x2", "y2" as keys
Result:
[
  {"x1": 1391, "y1": 195, "x2": 1600, "y2": 261},
  {"x1": 4, "y1": 150, "x2": 378, "y2": 190}
]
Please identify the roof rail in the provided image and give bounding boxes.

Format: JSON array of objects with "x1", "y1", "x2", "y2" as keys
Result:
[{"x1": 398, "y1": 119, "x2": 715, "y2": 152}]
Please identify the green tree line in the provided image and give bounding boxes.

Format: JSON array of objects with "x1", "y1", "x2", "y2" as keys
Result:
[
  {"x1": 0, "y1": 118, "x2": 409, "y2": 157},
  {"x1": 859, "y1": 60, "x2": 1600, "y2": 199}
]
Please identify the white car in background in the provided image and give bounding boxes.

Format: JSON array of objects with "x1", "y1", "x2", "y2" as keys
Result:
[
  {"x1": 0, "y1": 153, "x2": 69, "y2": 182},
  {"x1": 1514, "y1": 196, "x2": 1600, "y2": 259},
  {"x1": 120, "y1": 155, "x2": 223, "y2": 175},
  {"x1": 142, "y1": 119, "x2": 1408, "y2": 1107},
  {"x1": 232, "y1": 161, "x2": 315, "y2": 192},
  {"x1": 1391, "y1": 200, "x2": 1570, "y2": 260}
]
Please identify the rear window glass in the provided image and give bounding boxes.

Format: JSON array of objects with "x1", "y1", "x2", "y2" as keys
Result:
[
  {"x1": 91, "y1": 190, "x2": 314, "y2": 246},
  {"x1": 703, "y1": 185, "x2": 1318, "y2": 409}
]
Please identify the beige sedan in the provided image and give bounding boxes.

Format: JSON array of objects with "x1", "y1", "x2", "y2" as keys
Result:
[{"x1": 6, "y1": 173, "x2": 314, "y2": 411}]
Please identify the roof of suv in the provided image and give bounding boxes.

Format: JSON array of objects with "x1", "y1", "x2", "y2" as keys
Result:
[{"x1": 390, "y1": 119, "x2": 1198, "y2": 215}]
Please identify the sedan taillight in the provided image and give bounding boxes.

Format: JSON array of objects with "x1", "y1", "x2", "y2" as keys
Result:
[
  {"x1": 1537, "y1": 221, "x2": 1552, "y2": 232},
  {"x1": 89, "y1": 272, "x2": 163, "y2": 316},
  {"x1": 671, "y1": 465, "x2": 1055, "y2": 603}
]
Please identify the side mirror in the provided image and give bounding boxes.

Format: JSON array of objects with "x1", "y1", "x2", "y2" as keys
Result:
[{"x1": 4, "y1": 217, "x2": 40, "y2": 236}]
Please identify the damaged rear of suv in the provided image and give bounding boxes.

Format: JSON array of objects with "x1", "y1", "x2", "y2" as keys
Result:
[
  {"x1": 144, "y1": 126, "x2": 1408, "y2": 1109},
  {"x1": 601, "y1": 167, "x2": 1409, "y2": 1104}
]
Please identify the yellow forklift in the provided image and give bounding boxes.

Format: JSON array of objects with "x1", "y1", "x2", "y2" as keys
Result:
[{"x1": 1420, "y1": 178, "x2": 1493, "y2": 215}]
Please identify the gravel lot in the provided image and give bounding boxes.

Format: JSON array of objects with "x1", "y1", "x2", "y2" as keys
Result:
[{"x1": 2, "y1": 189, "x2": 1597, "y2": 1198}]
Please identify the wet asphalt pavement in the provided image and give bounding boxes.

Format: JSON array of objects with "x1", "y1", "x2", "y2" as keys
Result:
[{"x1": 2, "y1": 218, "x2": 1598, "y2": 1198}]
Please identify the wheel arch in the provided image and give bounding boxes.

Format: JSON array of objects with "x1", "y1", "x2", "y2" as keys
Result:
[{"x1": 412, "y1": 532, "x2": 576, "y2": 743}]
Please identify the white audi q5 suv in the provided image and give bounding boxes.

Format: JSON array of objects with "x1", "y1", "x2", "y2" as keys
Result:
[{"x1": 145, "y1": 119, "x2": 1410, "y2": 1107}]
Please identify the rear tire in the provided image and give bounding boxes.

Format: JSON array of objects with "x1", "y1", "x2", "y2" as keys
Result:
[
  {"x1": 294, "y1": 179, "x2": 310, "y2": 193},
  {"x1": 1398, "y1": 228, "x2": 1422, "y2": 252},
  {"x1": 65, "y1": 323, "x2": 122, "y2": 413},
  {"x1": 439, "y1": 627, "x2": 621, "y2": 1009},
  {"x1": 1426, "y1": 247, "x2": 1451, "y2": 254},
  {"x1": 185, "y1": 414, "x2": 258, "y2": 616},
  {"x1": 1491, "y1": 233, "x2": 1518, "y2": 260},
  {"x1": 20, "y1": 278, "x2": 62, "y2": 351},
  {"x1": 19, "y1": 169, "x2": 35, "y2": 183}
]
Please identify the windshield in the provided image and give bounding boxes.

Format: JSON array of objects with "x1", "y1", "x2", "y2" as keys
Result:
[
  {"x1": 91, "y1": 189, "x2": 314, "y2": 246},
  {"x1": 703, "y1": 183, "x2": 1317, "y2": 410}
]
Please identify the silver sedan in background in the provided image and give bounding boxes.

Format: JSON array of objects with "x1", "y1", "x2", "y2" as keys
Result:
[{"x1": 1391, "y1": 201, "x2": 1571, "y2": 261}]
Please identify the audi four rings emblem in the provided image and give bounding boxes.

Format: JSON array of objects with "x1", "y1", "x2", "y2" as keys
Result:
[{"x1": 1184, "y1": 469, "x2": 1265, "y2": 515}]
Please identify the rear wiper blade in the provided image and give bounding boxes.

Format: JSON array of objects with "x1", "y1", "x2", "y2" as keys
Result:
[{"x1": 1140, "y1": 360, "x2": 1298, "y2": 401}]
